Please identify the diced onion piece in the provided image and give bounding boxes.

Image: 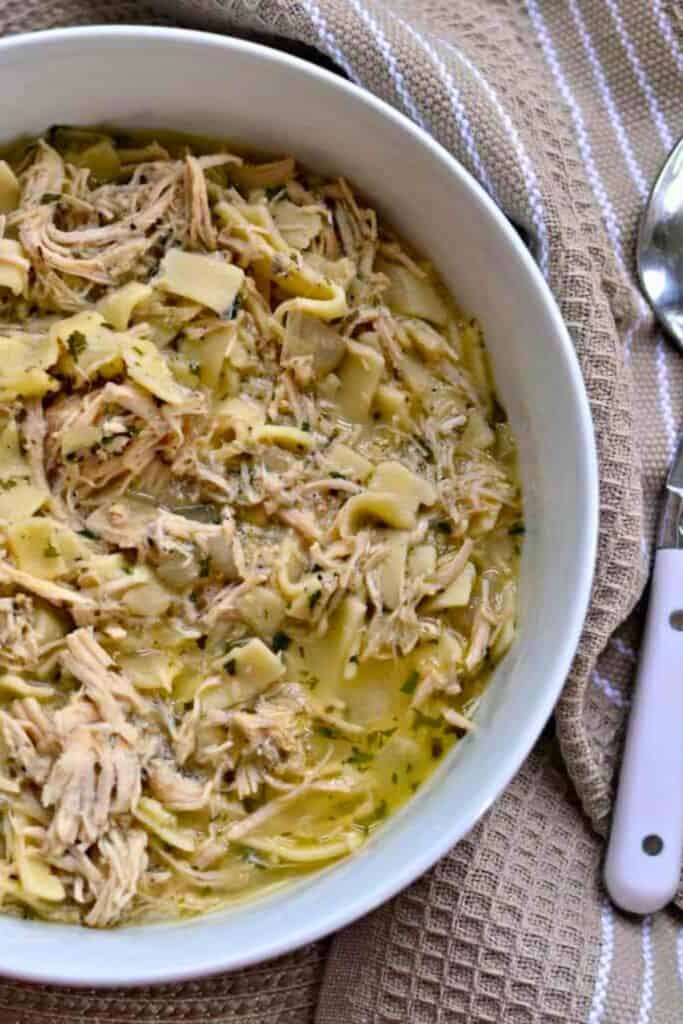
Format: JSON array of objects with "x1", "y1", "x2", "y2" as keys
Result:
[
  {"x1": 0, "y1": 160, "x2": 20, "y2": 213},
  {"x1": 154, "y1": 249, "x2": 244, "y2": 315},
  {"x1": 98, "y1": 282, "x2": 153, "y2": 330}
]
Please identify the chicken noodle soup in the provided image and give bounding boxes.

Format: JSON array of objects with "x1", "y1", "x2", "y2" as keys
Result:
[{"x1": 0, "y1": 128, "x2": 521, "y2": 925}]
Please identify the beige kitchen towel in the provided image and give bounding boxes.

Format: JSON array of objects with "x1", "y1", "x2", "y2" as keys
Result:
[{"x1": 0, "y1": 0, "x2": 682, "y2": 1021}]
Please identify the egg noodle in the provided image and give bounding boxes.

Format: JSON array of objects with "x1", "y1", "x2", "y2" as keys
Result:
[{"x1": 0, "y1": 129, "x2": 521, "y2": 925}]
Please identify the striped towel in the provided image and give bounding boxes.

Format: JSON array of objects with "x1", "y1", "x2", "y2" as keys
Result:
[{"x1": 2, "y1": 0, "x2": 683, "y2": 1021}]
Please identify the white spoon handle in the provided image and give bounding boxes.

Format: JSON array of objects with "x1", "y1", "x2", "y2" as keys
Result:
[{"x1": 605, "y1": 548, "x2": 683, "y2": 914}]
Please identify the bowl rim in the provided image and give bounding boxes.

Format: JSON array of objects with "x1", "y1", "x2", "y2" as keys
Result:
[{"x1": 0, "y1": 23, "x2": 599, "y2": 986}]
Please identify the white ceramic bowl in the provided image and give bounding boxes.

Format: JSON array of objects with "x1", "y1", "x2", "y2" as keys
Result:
[{"x1": 0, "y1": 26, "x2": 598, "y2": 986}]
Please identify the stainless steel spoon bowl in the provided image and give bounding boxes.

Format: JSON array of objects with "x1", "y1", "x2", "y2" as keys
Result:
[{"x1": 638, "y1": 135, "x2": 683, "y2": 350}]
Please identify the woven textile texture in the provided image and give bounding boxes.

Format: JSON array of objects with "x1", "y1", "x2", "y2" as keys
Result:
[{"x1": 1, "y1": 0, "x2": 683, "y2": 1020}]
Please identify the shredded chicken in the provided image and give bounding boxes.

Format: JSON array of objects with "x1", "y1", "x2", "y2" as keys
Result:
[{"x1": 0, "y1": 128, "x2": 521, "y2": 927}]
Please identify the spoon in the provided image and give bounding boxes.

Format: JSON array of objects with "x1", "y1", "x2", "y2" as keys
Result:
[{"x1": 604, "y1": 136, "x2": 683, "y2": 914}]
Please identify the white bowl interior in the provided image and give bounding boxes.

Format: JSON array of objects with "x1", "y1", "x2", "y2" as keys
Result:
[{"x1": 0, "y1": 27, "x2": 597, "y2": 985}]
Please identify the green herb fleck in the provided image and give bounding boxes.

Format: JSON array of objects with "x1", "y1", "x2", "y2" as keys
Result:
[
  {"x1": 301, "y1": 421, "x2": 311, "y2": 432},
  {"x1": 411, "y1": 709, "x2": 441, "y2": 730},
  {"x1": 272, "y1": 631, "x2": 291, "y2": 653},
  {"x1": 240, "y1": 846, "x2": 267, "y2": 869},
  {"x1": 316, "y1": 725, "x2": 338, "y2": 739},
  {"x1": 43, "y1": 543, "x2": 59, "y2": 559},
  {"x1": 346, "y1": 746, "x2": 373, "y2": 766},
  {"x1": 401, "y1": 669, "x2": 420, "y2": 695},
  {"x1": 391, "y1": 771, "x2": 398, "y2": 785},
  {"x1": 189, "y1": 360, "x2": 201, "y2": 377},
  {"x1": 308, "y1": 588, "x2": 322, "y2": 610},
  {"x1": 198, "y1": 554, "x2": 211, "y2": 578},
  {"x1": 509, "y1": 523, "x2": 525, "y2": 536},
  {"x1": 436, "y1": 520, "x2": 452, "y2": 534},
  {"x1": 225, "y1": 658, "x2": 237, "y2": 676},
  {"x1": 67, "y1": 330, "x2": 87, "y2": 360},
  {"x1": 329, "y1": 471, "x2": 346, "y2": 480},
  {"x1": 0, "y1": 478, "x2": 18, "y2": 492},
  {"x1": 78, "y1": 528, "x2": 98, "y2": 540}
]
